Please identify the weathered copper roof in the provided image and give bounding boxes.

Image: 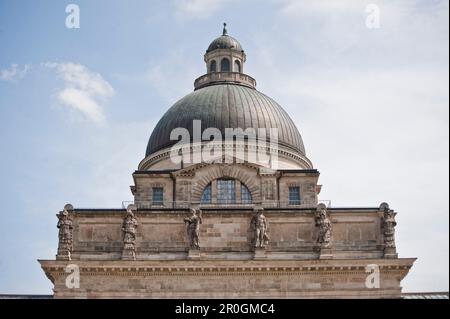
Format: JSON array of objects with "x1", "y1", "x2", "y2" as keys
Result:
[
  {"x1": 207, "y1": 35, "x2": 243, "y2": 53},
  {"x1": 206, "y1": 23, "x2": 244, "y2": 53},
  {"x1": 146, "y1": 84, "x2": 306, "y2": 157}
]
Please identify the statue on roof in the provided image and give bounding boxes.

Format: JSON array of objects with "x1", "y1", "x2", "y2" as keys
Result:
[
  {"x1": 57, "y1": 204, "x2": 74, "y2": 260},
  {"x1": 380, "y1": 203, "x2": 397, "y2": 248},
  {"x1": 122, "y1": 205, "x2": 139, "y2": 260},
  {"x1": 316, "y1": 204, "x2": 332, "y2": 248}
]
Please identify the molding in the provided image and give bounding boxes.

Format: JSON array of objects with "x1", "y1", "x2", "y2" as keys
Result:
[
  {"x1": 39, "y1": 258, "x2": 416, "y2": 280},
  {"x1": 138, "y1": 142, "x2": 314, "y2": 171}
]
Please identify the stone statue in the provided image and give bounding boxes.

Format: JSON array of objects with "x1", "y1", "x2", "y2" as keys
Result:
[
  {"x1": 122, "y1": 205, "x2": 138, "y2": 260},
  {"x1": 381, "y1": 203, "x2": 397, "y2": 248},
  {"x1": 57, "y1": 204, "x2": 74, "y2": 260},
  {"x1": 251, "y1": 208, "x2": 269, "y2": 248},
  {"x1": 184, "y1": 208, "x2": 202, "y2": 250},
  {"x1": 315, "y1": 204, "x2": 332, "y2": 248}
]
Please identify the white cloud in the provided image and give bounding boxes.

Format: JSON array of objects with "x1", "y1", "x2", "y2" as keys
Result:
[
  {"x1": 45, "y1": 62, "x2": 114, "y2": 125},
  {"x1": 0, "y1": 64, "x2": 30, "y2": 82},
  {"x1": 57, "y1": 88, "x2": 106, "y2": 125},
  {"x1": 174, "y1": 0, "x2": 233, "y2": 19}
]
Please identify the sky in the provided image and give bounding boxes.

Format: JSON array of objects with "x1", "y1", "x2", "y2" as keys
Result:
[{"x1": 0, "y1": 0, "x2": 448, "y2": 294}]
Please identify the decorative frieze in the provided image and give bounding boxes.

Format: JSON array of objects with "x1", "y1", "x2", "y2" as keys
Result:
[{"x1": 40, "y1": 259, "x2": 415, "y2": 287}]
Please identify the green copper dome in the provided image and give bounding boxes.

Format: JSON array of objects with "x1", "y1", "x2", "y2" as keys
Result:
[
  {"x1": 207, "y1": 36, "x2": 243, "y2": 53},
  {"x1": 146, "y1": 84, "x2": 305, "y2": 157},
  {"x1": 206, "y1": 23, "x2": 244, "y2": 53},
  {"x1": 146, "y1": 25, "x2": 305, "y2": 158}
]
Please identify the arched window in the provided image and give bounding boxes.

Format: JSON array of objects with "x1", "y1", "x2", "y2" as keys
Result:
[
  {"x1": 241, "y1": 184, "x2": 252, "y2": 204},
  {"x1": 217, "y1": 179, "x2": 235, "y2": 204},
  {"x1": 200, "y1": 179, "x2": 253, "y2": 205},
  {"x1": 210, "y1": 60, "x2": 217, "y2": 73},
  {"x1": 201, "y1": 183, "x2": 212, "y2": 203},
  {"x1": 221, "y1": 58, "x2": 230, "y2": 72},
  {"x1": 234, "y1": 60, "x2": 241, "y2": 73}
]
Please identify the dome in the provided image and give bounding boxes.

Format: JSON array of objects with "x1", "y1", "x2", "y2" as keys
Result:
[
  {"x1": 207, "y1": 35, "x2": 243, "y2": 53},
  {"x1": 206, "y1": 23, "x2": 244, "y2": 53},
  {"x1": 146, "y1": 84, "x2": 305, "y2": 157}
]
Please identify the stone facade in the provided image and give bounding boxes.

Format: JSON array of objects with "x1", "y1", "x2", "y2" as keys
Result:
[
  {"x1": 132, "y1": 163, "x2": 319, "y2": 208},
  {"x1": 40, "y1": 259, "x2": 414, "y2": 299},
  {"x1": 39, "y1": 26, "x2": 416, "y2": 299},
  {"x1": 48, "y1": 206, "x2": 395, "y2": 259},
  {"x1": 40, "y1": 201, "x2": 415, "y2": 298}
]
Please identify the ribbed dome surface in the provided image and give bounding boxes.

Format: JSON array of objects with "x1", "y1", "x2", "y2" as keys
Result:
[
  {"x1": 146, "y1": 84, "x2": 305, "y2": 157},
  {"x1": 207, "y1": 35, "x2": 243, "y2": 53}
]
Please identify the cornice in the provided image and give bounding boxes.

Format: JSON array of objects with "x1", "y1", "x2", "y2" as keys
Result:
[{"x1": 39, "y1": 258, "x2": 416, "y2": 278}]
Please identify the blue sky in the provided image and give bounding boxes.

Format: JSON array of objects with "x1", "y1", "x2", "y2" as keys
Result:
[{"x1": 0, "y1": 0, "x2": 448, "y2": 294}]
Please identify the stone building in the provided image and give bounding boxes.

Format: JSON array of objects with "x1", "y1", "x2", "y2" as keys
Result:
[{"x1": 39, "y1": 25, "x2": 416, "y2": 299}]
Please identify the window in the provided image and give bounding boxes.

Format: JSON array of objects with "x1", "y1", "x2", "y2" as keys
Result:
[
  {"x1": 200, "y1": 179, "x2": 253, "y2": 205},
  {"x1": 289, "y1": 187, "x2": 301, "y2": 205},
  {"x1": 221, "y1": 58, "x2": 230, "y2": 72},
  {"x1": 241, "y1": 184, "x2": 252, "y2": 204},
  {"x1": 234, "y1": 60, "x2": 241, "y2": 73},
  {"x1": 152, "y1": 187, "x2": 164, "y2": 205},
  {"x1": 210, "y1": 60, "x2": 217, "y2": 73},
  {"x1": 201, "y1": 183, "x2": 212, "y2": 203},
  {"x1": 217, "y1": 179, "x2": 236, "y2": 204}
]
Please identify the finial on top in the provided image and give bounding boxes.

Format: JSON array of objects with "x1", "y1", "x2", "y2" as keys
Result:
[{"x1": 223, "y1": 22, "x2": 228, "y2": 36}]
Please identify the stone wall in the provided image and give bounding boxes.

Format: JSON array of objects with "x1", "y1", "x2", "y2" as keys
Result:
[
  {"x1": 69, "y1": 208, "x2": 384, "y2": 261},
  {"x1": 40, "y1": 259, "x2": 416, "y2": 299},
  {"x1": 132, "y1": 164, "x2": 320, "y2": 207}
]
